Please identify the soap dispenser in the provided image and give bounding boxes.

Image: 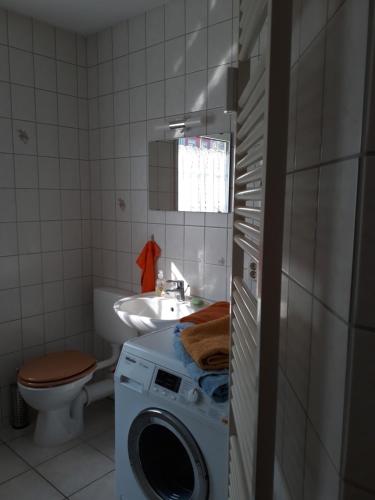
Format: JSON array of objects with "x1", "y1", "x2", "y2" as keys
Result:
[{"x1": 155, "y1": 270, "x2": 166, "y2": 296}]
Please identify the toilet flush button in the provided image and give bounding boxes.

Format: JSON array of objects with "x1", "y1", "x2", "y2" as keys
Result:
[{"x1": 185, "y1": 388, "x2": 199, "y2": 403}]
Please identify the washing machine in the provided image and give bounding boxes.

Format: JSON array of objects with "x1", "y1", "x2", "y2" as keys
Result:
[{"x1": 115, "y1": 326, "x2": 229, "y2": 500}]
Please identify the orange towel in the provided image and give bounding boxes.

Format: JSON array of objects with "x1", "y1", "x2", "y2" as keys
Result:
[
  {"x1": 180, "y1": 301, "x2": 230, "y2": 324},
  {"x1": 181, "y1": 315, "x2": 230, "y2": 370},
  {"x1": 136, "y1": 240, "x2": 161, "y2": 293}
]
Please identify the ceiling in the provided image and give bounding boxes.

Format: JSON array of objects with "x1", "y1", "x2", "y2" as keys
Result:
[{"x1": 0, "y1": 0, "x2": 166, "y2": 35}]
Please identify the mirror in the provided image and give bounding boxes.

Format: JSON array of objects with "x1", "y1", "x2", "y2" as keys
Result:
[{"x1": 148, "y1": 134, "x2": 231, "y2": 213}]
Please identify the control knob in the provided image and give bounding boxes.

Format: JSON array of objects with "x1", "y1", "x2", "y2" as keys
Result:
[{"x1": 185, "y1": 388, "x2": 199, "y2": 403}]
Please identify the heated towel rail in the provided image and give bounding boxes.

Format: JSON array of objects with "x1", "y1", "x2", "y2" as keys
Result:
[{"x1": 229, "y1": 1, "x2": 292, "y2": 499}]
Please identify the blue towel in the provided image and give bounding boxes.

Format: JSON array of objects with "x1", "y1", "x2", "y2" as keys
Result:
[{"x1": 173, "y1": 323, "x2": 229, "y2": 403}]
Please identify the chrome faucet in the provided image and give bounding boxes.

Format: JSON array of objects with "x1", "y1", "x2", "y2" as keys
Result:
[{"x1": 165, "y1": 280, "x2": 185, "y2": 302}]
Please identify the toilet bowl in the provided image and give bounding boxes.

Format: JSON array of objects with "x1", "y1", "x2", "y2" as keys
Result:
[{"x1": 17, "y1": 287, "x2": 136, "y2": 447}]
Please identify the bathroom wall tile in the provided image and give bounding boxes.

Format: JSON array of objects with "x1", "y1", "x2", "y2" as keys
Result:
[
  {"x1": 203, "y1": 264, "x2": 227, "y2": 300},
  {"x1": 16, "y1": 189, "x2": 39, "y2": 222},
  {"x1": 57, "y1": 61, "x2": 77, "y2": 95},
  {"x1": 87, "y1": 34, "x2": 98, "y2": 66},
  {"x1": 130, "y1": 122, "x2": 147, "y2": 156},
  {"x1": 131, "y1": 156, "x2": 147, "y2": 190},
  {"x1": 0, "y1": 256, "x2": 19, "y2": 289},
  {"x1": 129, "y1": 51, "x2": 146, "y2": 88},
  {"x1": 314, "y1": 160, "x2": 357, "y2": 320},
  {"x1": 146, "y1": 44, "x2": 164, "y2": 83},
  {"x1": 165, "y1": 225, "x2": 184, "y2": 259},
  {"x1": 204, "y1": 227, "x2": 227, "y2": 265},
  {"x1": 207, "y1": 64, "x2": 227, "y2": 109},
  {"x1": 308, "y1": 300, "x2": 348, "y2": 469},
  {"x1": 186, "y1": 29, "x2": 208, "y2": 73},
  {"x1": 34, "y1": 54, "x2": 56, "y2": 91},
  {"x1": 14, "y1": 157, "x2": 38, "y2": 189},
  {"x1": 289, "y1": 168, "x2": 318, "y2": 292},
  {"x1": 35, "y1": 90, "x2": 58, "y2": 124},
  {"x1": 322, "y1": 0, "x2": 368, "y2": 161},
  {"x1": 165, "y1": 0, "x2": 185, "y2": 40},
  {"x1": 131, "y1": 223, "x2": 148, "y2": 254},
  {"x1": 187, "y1": 0, "x2": 208, "y2": 33},
  {"x1": 0, "y1": 321, "x2": 22, "y2": 356},
  {"x1": 146, "y1": 6, "x2": 164, "y2": 46},
  {"x1": 166, "y1": 76, "x2": 185, "y2": 116},
  {"x1": 295, "y1": 33, "x2": 324, "y2": 169},
  {"x1": 0, "y1": 288, "x2": 21, "y2": 323},
  {"x1": 165, "y1": 36, "x2": 186, "y2": 78},
  {"x1": 113, "y1": 21, "x2": 129, "y2": 58},
  {"x1": 33, "y1": 20, "x2": 55, "y2": 58},
  {"x1": 300, "y1": 0, "x2": 327, "y2": 54},
  {"x1": 0, "y1": 45, "x2": 9, "y2": 82},
  {"x1": 0, "y1": 82, "x2": 11, "y2": 118},
  {"x1": 22, "y1": 314, "x2": 44, "y2": 348},
  {"x1": 21, "y1": 284, "x2": 44, "y2": 317},
  {"x1": 186, "y1": 70, "x2": 207, "y2": 112},
  {"x1": 37, "y1": 124, "x2": 59, "y2": 157},
  {"x1": 0, "y1": 223, "x2": 18, "y2": 256},
  {"x1": 208, "y1": 0, "x2": 233, "y2": 25},
  {"x1": 42, "y1": 252, "x2": 63, "y2": 282},
  {"x1": 18, "y1": 222, "x2": 41, "y2": 254},
  {"x1": 129, "y1": 86, "x2": 146, "y2": 122},
  {"x1": 129, "y1": 14, "x2": 146, "y2": 53},
  {"x1": 0, "y1": 188, "x2": 16, "y2": 222},
  {"x1": 8, "y1": 12, "x2": 32, "y2": 50},
  {"x1": 56, "y1": 28, "x2": 76, "y2": 64},
  {"x1": 0, "y1": 8, "x2": 6, "y2": 45},
  {"x1": 303, "y1": 423, "x2": 340, "y2": 500},
  {"x1": 0, "y1": 153, "x2": 14, "y2": 187},
  {"x1": 98, "y1": 28, "x2": 113, "y2": 63},
  {"x1": 13, "y1": 120, "x2": 37, "y2": 156},
  {"x1": 285, "y1": 280, "x2": 312, "y2": 410},
  {"x1": 147, "y1": 81, "x2": 165, "y2": 119},
  {"x1": 184, "y1": 226, "x2": 204, "y2": 262},
  {"x1": 208, "y1": 20, "x2": 232, "y2": 67}
]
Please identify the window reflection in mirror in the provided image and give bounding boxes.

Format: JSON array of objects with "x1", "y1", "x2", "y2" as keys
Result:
[{"x1": 148, "y1": 134, "x2": 231, "y2": 213}]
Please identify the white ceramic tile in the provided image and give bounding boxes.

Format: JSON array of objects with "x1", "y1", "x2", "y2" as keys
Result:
[
  {"x1": 147, "y1": 81, "x2": 165, "y2": 119},
  {"x1": 129, "y1": 85, "x2": 146, "y2": 122},
  {"x1": 9, "y1": 48, "x2": 34, "y2": 86},
  {"x1": 57, "y1": 61, "x2": 77, "y2": 96},
  {"x1": 113, "y1": 55, "x2": 129, "y2": 92},
  {"x1": 204, "y1": 227, "x2": 227, "y2": 265},
  {"x1": 58, "y1": 94, "x2": 78, "y2": 128},
  {"x1": 0, "y1": 470, "x2": 63, "y2": 500},
  {"x1": 87, "y1": 34, "x2": 98, "y2": 66},
  {"x1": 88, "y1": 428, "x2": 115, "y2": 461},
  {"x1": 0, "y1": 45, "x2": 9, "y2": 82},
  {"x1": 19, "y1": 253, "x2": 42, "y2": 286},
  {"x1": 114, "y1": 124, "x2": 129, "y2": 158},
  {"x1": 113, "y1": 20, "x2": 129, "y2": 58},
  {"x1": 99, "y1": 95, "x2": 114, "y2": 127},
  {"x1": 37, "y1": 124, "x2": 59, "y2": 157},
  {"x1": 303, "y1": 423, "x2": 340, "y2": 500},
  {"x1": 207, "y1": 64, "x2": 227, "y2": 109},
  {"x1": 0, "y1": 222, "x2": 18, "y2": 256},
  {"x1": 166, "y1": 76, "x2": 185, "y2": 116},
  {"x1": 21, "y1": 284, "x2": 44, "y2": 317},
  {"x1": 98, "y1": 28, "x2": 113, "y2": 63},
  {"x1": 208, "y1": 21, "x2": 232, "y2": 67},
  {"x1": 77, "y1": 36, "x2": 87, "y2": 66},
  {"x1": 13, "y1": 120, "x2": 37, "y2": 156},
  {"x1": 129, "y1": 14, "x2": 146, "y2": 52},
  {"x1": 208, "y1": 0, "x2": 232, "y2": 24},
  {"x1": 322, "y1": 0, "x2": 368, "y2": 161},
  {"x1": 114, "y1": 90, "x2": 129, "y2": 124},
  {"x1": 116, "y1": 222, "x2": 132, "y2": 252},
  {"x1": 8, "y1": 11, "x2": 32, "y2": 50},
  {"x1": 165, "y1": 36, "x2": 186, "y2": 78},
  {"x1": 205, "y1": 212, "x2": 227, "y2": 227},
  {"x1": 59, "y1": 127, "x2": 79, "y2": 159},
  {"x1": 115, "y1": 157, "x2": 130, "y2": 189},
  {"x1": 309, "y1": 300, "x2": 348, "y2": 469},
  {"x1": 0, "y1": 320, "x2": 22, "y2": 355},
  {"x1": 184, "y1": 226, "x2": 204, "y2": 261},
  {"x1": 185, "y1": 212, "x2": 205, "y2": 226},
  {"x1": 295, "y1": 33, "x2": 324, "y2": 169},
  {"x1": 16, "y1": 189, "x2": 39, "y2": 221},
  {"x1": 0, "y1": 256, "x2": 19, "y2": 289},
  {"x1": 314, "y1": 160, "x2": 358, "y2": 320},
  {"x1": 42, "y1": 252, "x2": 63, "y2": 282},
  {"x1": 131, "y1": 156, "x2": 147, "y2": 190},
  {"x1": 146, "y1": 44, "x2": 164, "y2": 83},
  {"x1": 129, "y1": 51, "x2": 146, "y2": 88},
  {"x1": 0, "y1": 82, "x2": 11, "y2": 118},
  {"x1": 34, "y1": 55, "x2": 56, "y2": 91},
  {"x1": 131, "y1": 222, "x2": 148, "y2": 254},
  {"x1": 146, "y1": 6, "x2": 164, "y2": 46},
  {"x1": 98, "y1": 61, "x2": 113, "y2": 96},
  {"x1": 130, "y1": 122, "x2": 147, "y2": 156},
  {"x1": 33, "y1": 20, "x2": 55, "y2": 57},
  {"x1": 78, "y1": 67, "x2": 88, "y2": 99},
  {"x1": 187, "y1": 0, "x2": 208, "y2": 32},
  {"x1": 35, "y1": 90, "x2": 58, "y2": 124},
  {"x1": 22, "y1": 314, "x2": 44, "y2": 347},
  {"x1": 203, "y1": 263, "x2": 226, "y2": 300},
  {"x1": 285, "y1": 279, "x2": 312, "y2": 410},
  {"x1": 130, "y1": 190, "x2": 148, "y2": 222},
  {"x1": 0, "y1": 153, "x2": 14, "y2": 187},
  {"x1": 186, "y1": 70, "x2": 207, "y2": 112},
  {"x1": 300, "y1": 0, "x2": 328, "y2": 53},
  {"x1": 289, "y1": 168, "x2": 318, "y2": 292},
  {"x1": 166, "y1": 211, "x2": 184, "y2": 225},
  {"x1": 18, "y1": 221, "x2": 41, "y2": 253},
  {"x1": 0, "y1": 188, "x2": 16, "y2": 222},
  {"x1": 0, "y1": 118, "x2": 12, "y2": 153},
  {"x1": 165, "y1": 0, "x2": 185, "y2": 40},
  {"x1": 0, "y1": 8, "x2": 7, "y2": 45},
  {"x1": 70, "y1": 470, "x2": 115, "y2": 500},
  {"x1": 39, "y1": 189, "x2": 61, "y2": 220},
  {"x1": 56, "y1": 28, "x2": 76, "y2": 64},
  {"x1": 87, "y1": 67, "x2": 98, "y2": 99},
  {"x1": 186, "y1": 29, "x2": 208, "y2": 73},
  {"x1": 165, "y1": 224, "x2": 184, "y2": 259}
]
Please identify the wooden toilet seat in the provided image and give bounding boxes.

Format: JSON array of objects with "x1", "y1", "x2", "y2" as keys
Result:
[{"x1": 18, "y1": 351, "x2": 97, "y2": 388}]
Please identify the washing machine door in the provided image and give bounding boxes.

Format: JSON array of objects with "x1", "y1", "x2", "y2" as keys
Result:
[{"x1": 128, "y1": 408, "x2": 209, "y2": 500}]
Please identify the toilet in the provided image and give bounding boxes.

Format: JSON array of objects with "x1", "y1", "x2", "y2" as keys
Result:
[{"x1": 18, "y1": 287, "x2": 136, "y2": 447}]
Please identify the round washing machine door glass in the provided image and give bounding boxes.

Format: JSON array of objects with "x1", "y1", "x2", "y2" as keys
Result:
[{"x1": 128, "y1": 408, "x2": 209, "y2": 500}]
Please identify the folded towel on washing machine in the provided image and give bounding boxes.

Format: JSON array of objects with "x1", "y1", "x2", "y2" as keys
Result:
[
  {"x1": 173, "y1": 323, "x2": 228, "y2": 403},
  {"x1": 180, "y1": 301, "x2": 230, "y2": 325},
  {"x1": 180, "y1": 315, "x2": 230, "y2": 371}
]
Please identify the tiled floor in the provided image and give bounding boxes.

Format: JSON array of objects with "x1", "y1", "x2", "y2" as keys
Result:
[{"x1": 0, "y1": 399, "x2": 116, "y2": 500}]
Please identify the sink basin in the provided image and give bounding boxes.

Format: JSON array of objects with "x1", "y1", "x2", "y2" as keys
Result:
[{"x1": 114, "y1": 292, "x2": 209, "y2": 334}]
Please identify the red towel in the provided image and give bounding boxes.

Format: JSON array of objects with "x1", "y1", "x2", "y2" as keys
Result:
[{"x1": 136, "y1": 240, "x2": 161, "y2": 293}]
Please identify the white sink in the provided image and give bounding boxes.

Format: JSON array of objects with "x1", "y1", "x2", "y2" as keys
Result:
[{"x1": 114, "y1": 292, "x2": 209, "y2": 334}]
